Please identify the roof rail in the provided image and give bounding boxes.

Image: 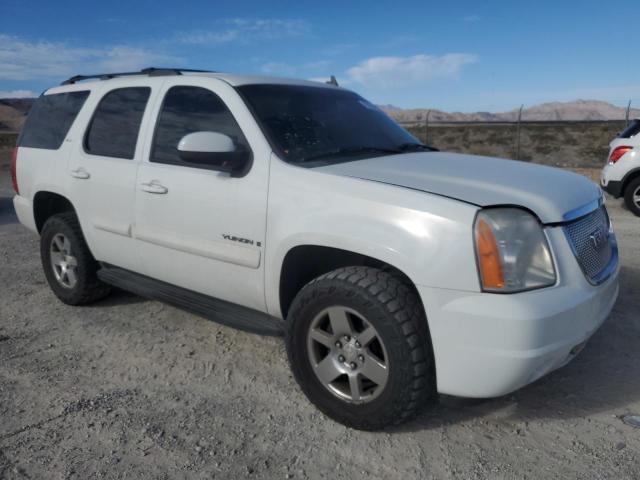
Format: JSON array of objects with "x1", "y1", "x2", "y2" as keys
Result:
[{"x1": 60, "y1": 67, "x2": 214, "y2": 85}]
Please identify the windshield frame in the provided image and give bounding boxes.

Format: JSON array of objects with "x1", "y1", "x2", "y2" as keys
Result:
[{"x1": 235, "y1": 83, "x2": 429, "y2": 167}]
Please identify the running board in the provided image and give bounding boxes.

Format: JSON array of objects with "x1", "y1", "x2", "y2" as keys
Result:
[{"x1": 97, "y1": 266, "x2": 284, "y2": 336}]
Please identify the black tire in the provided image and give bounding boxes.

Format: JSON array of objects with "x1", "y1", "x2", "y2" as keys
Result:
[
  {"x1": 285, "y1": 266, "x2": 435, "y2": 430},
  {"x1": 624, "y1": 177, "x2": 640, "y2": 217},
  {"x1": 40, "y1": 212, "x2": 111, "y2": 305}
]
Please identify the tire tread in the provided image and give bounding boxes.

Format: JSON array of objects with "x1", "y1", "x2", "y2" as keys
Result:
[{"x1": 286, "y1": 266, "x2": 435, "y2": 430}]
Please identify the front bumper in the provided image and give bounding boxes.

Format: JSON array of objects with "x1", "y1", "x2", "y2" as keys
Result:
[
  {"x1": 600, "y1": 161, "x2": 628, "y2": 198},
  {"x1": 601, "y1": 179, "x2": 623, "y2": 198},
  {"x1": 417, "y1": 226, "x2": 619, "y2": 398}
]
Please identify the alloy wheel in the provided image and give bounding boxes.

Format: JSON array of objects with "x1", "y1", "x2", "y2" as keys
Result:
[
  {"x1": 306, "y1": 306, "x2": 389, "y2": 403},
  {"x1": 50, "y1": 233, "x2": 78, "y2": 289}
]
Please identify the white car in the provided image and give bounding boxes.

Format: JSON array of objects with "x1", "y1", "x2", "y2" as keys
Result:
[
  {"x1": 601, "y1": 118, "x2": 640, "y2": 216},
  {"x1": 11, "y1": 68, "x2": 619, "y2": 430}
]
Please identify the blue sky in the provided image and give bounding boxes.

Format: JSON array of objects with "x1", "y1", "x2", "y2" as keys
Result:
[{"x1": 1, "y1": 0, "x2": 638, "y2": 111}]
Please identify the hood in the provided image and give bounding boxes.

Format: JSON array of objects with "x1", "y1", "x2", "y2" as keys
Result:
[{"x1": 316, "y1": 152, "x2": 601, "y2": 224}]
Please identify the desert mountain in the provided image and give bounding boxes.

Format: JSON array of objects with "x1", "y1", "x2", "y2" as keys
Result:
[
  {"x1": 381, "y1": 100, "x2": 640, "y2": 123},
  {"x1": 0, "y1": 98, "x2": 33, "y2": 132},
  {"x1": 0, "y1": 97, "x2": 638, "y2": 132}
]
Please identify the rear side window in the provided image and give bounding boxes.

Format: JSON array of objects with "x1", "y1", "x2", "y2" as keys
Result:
[
  {"x1": 618, "y1": 119, "x2": 640, "y2": 139},
  {"x1": 151, "y1": 86, "x2": 250, "y2": 166},
  {"x1": 19, "y1": 91, "x2": 89, "y2": 149},
  {"x1": 85, "y1": 87, "x2": 151, "y2": 159}
]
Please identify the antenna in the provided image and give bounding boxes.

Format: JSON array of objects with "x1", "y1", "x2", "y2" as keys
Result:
[{"x1": 326, "y1": 75, "x2": 339, "y2": 87}]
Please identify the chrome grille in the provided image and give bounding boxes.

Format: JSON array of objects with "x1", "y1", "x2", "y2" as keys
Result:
[{"x1": 563, "y1": 205, "x2": 614, "y2": 283}]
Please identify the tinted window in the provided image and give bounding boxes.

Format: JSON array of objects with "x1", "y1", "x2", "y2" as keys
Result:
[
  {"x1": 619, "y1": 119, "x2": 640, "y2": 139},
  {"x1": 19, "y1": 91, "x2": 89, "y2": 149},
  {"x1": 238, "y1": 84, "x2": 421, "y2": 165},
  {"x1": 85, "y1": 87, "x2": 150, "y2": 159},
  {"x1": 152, "y1": 86, "x2": 250, "y2": 166}
]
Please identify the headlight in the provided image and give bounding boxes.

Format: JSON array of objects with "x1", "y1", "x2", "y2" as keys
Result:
[{"x1": 474, "y1": 208, "x2": 556, "y2": 292}]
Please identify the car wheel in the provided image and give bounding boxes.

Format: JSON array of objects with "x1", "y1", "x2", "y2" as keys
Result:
[
  {"x1": 624, "y1": 177, "x2": 640, "y2": 217},
  {"x1": 285, "y1": 266, "x2": 435, "y2": 430},
  {"x1": 40, "y1": 212, "x2": 111, "y2": 305}
]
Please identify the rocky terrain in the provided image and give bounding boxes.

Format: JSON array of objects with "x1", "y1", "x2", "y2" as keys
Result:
[
  {"x1": 1, "y1": 140, "x2": 640, "y2": 480},
  {"x1": 406, "y1": 121, "x2": 623, "y2": 168}
]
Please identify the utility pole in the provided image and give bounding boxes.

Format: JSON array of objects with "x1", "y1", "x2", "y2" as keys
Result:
[
  {"x1": 515, "y1": 104, "x2": 524, "y2": 160},
  {"x1": 626, "y1": 100, "x2": 632, "y2": 125}
]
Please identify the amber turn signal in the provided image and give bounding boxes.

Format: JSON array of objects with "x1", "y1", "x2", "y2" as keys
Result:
[{"x1": 475, "y1": 218, "x2": 505, "y2": 289}]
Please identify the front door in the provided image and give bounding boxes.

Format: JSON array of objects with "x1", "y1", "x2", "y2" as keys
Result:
[{"x1": 133, "y1": 78, "x2": 271, "y2": 311}]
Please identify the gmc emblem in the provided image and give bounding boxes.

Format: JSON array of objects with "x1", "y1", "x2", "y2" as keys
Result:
[{"x1": 589, "y1": 228, "x2": 606, "y2": 250}]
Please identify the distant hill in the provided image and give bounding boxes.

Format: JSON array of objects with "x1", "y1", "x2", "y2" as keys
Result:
[
  {"x1": 381, "y1": 100, "x2": 640, "y2": 123},
  {"x1": 0, "y1": 98, "x2": 35, "y2": 132},
  {"x1": 0, "y1": 97, "x2": 638, "y2": 133}
]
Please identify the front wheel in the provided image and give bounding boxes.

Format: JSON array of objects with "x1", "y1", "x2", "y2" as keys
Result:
[
  {"x1": 285, "y1": 267, "x2": 435, "y2": 430},
  {"x1": 624, "y1": 177, "x2": 640, "y2": 217}
]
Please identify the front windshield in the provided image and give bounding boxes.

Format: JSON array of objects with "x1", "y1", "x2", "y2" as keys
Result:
[{"x1": 238, "y1": 84, "x2": 428, "y2": 165}]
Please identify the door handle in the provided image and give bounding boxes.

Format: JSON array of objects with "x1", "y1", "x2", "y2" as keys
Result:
[
  {"x1": 70, "y1": 168, "x2": 90, "y2": 179},
  {"x1": 140, "y1": 180, "x2": 168, "y2": 194}
]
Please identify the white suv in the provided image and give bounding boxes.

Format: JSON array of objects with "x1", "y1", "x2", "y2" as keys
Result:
[
  {"x1": 601, "y1": 118, "x2": 640, "y2": 216},
  {"x1": 11, "y1": 68, "x2": 619, "y2": 430}
]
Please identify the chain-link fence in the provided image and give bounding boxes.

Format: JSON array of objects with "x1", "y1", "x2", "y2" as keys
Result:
[{"x1": 396, "y1": 100, "x2": 639, "y2": 169}]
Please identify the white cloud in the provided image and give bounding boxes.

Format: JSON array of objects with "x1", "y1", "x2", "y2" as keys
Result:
[
  {"x1": 178, "y1": 18, "x2": 309, "y2": 45},
  {"x1": 346, "y1": 53, "x2": 478, "y2": 88},
  {"x1": 307, "y1": 77, "x2": 331, "y2": 83},
  {"x1": 0, "y1": 34, "x2": 176, "y2": 81},
  {"x1": 260, "y1": 59, "x2": 331, "y2": 76},
  {"x1": 260, "y1": 62, "x2": 296, "y2": 75},
  {"x1": 0, "y1": 89, "x2": 37, "y2": 98}
]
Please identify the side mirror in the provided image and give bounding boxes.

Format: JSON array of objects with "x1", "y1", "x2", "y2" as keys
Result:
[{"x1": 177, "y1": 131, "x2": 250, "y2": 175}]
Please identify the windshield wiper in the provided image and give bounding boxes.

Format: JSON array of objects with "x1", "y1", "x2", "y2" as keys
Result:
[
  {"x1": 300, "y1": 146, "x2": 401, "y2": 163},
  {"x1": 397, "y1": 142, "x2": 439, "y2": 152}
]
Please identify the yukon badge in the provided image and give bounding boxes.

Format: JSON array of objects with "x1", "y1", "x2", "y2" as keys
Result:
[{"x1": 222, "y1": 234, "x2": 262, "y2": 248}]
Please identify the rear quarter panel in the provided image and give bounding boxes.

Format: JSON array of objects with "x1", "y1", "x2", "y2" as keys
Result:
[
  {"x1": 15, "y1": 84, "x2": 98, "y2": 233},
  {"x1": 605, "y1": 138, "x2": 640, "y2": 184}
]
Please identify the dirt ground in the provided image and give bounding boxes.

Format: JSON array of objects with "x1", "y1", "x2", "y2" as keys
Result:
[{"x1": 1, "y1": 153, "x2": 639, "y2": 480}]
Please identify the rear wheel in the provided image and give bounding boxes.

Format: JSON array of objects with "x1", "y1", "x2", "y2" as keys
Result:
[
  {"x1": 40, "y1": 212, "x2": 111, "y2": 305},
  {"x1": 285, "y1": 266, "x2": 435, "y2": 430},
  {"x1": 624, "y1": 177, "x2": 640, "y2": 217}
]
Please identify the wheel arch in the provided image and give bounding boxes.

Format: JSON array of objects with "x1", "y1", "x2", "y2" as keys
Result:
[
  {"x1": 622, "y1": 167, "x2": 640, "y2": 195},
  {"x1": 278, "y1": 244, "x2": 423, "y2": 320},
  {"x1": 33, "y1": 191, "x2": 76, "y2": 233}
]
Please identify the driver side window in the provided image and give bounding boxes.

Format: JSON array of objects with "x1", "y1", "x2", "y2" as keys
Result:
[{"x1": 151, "y1": 86, "x2": 250, "y2": 167}]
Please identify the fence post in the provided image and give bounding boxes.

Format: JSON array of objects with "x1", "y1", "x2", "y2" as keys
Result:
[
  {"x1": 626, "y1": 100, "x2": 632, "y2": 125},
  {"x1": 515, "y1": 104, "x2": 523, "y2": 160},
  {"x1": 425, "y1": 109, "x2": 431, "y2": 144}
]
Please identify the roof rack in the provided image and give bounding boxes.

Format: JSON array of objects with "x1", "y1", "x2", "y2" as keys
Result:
[{"x1": 60, "y1": 67, "x2": 214, "y2": 86}]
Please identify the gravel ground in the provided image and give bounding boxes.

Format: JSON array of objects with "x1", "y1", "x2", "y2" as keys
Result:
[{"x1": 1, "y1": 156, "x2": 639, "y2": 480}]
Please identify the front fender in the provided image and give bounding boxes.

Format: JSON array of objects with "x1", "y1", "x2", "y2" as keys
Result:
[{"x1": 264, "y1": 158, "x2": 481, "y2": 318}]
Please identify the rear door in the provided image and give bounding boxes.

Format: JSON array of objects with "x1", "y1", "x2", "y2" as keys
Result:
[
  {"x1": 133, "y1": 77, "x2": 272, "y2": 311},
  {"x1": 68, "y1": 79, "x2": 160, "y2": 271}
]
